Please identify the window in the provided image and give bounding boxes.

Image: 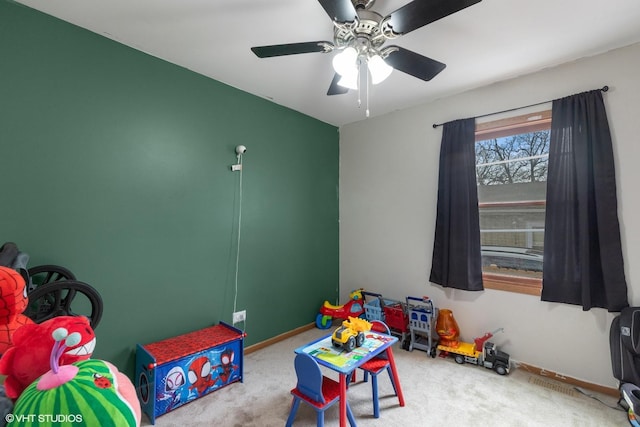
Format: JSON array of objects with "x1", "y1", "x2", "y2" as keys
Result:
[{"x1": 475, "y1": 110, "x2": 551, "y2": 295}]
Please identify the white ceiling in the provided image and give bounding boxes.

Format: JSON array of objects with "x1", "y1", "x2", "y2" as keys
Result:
[{"x1": 16, "y1": 0, "x2": 640, "y2": 127}]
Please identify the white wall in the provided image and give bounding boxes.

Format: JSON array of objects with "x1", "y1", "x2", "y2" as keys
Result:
[{"x1": 339, "y1": 42, "x2": 640, "y2": 388}]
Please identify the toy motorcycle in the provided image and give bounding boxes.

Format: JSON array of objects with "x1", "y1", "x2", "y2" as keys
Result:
[{"x1": 315, "y1": 289, "x2": 366, "y2": 329}]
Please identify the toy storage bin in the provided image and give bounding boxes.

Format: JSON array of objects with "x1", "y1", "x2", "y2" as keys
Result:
[{"x1": 135, "y1": 322, "x2": 245, "y2": 424}]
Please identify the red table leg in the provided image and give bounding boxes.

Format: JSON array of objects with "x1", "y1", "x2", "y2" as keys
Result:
[
  {"x1": 339, "y1": 373, "x2": 348, "y2": 427},
  {"x1": 386, "y1": 348, "x2": 405, "y2": 407}
]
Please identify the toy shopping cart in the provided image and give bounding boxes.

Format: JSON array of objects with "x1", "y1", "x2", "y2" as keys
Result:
[{"x1": 406, "y1": 296, "x2": 439, "y2": 357}]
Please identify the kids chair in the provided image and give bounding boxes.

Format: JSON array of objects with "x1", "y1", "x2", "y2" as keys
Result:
[
  {"x1": 350, "y1": 320, "x2": 398, "y2": 418},
  {"x1": 286, "y1": 352, "x2": 356, "y2": 427}
]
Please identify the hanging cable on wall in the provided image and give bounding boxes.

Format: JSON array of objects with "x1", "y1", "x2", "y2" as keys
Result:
[{"x1": 230, "y1": 145, "x2": 247, "y2": 328}]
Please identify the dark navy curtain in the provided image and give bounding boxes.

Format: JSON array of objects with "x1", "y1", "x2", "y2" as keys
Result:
[
  {"x1": 541, "y1": 89, "x2": 628, "y2": 311},
  {"x1": 430, "y1": 118, "x2": 483, "y2": 291}
]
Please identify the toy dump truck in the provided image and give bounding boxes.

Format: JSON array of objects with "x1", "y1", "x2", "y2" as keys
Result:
[
  {"x1": 332, "y1": 316, "x2": 372, "y2": 352},
  {"x1": 436, "y1": 328, "x2": 511, "y2": 375}
]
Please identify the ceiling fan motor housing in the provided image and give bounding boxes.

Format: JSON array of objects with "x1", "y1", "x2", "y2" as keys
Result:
[
  {"x1": 334, "y1": 9, "x2": 387, "y2": 54},
  {"x1": 352, "y1": 0, "x2": 376, "y2": 10}
]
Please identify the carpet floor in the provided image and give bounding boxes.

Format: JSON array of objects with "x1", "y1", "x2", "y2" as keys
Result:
[{"x1": 141, "y1": 327, "x2": 626, "y2": 427}]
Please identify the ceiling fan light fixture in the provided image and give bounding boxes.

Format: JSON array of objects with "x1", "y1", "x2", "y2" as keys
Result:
[
  {"x1": 337, "y1": 67, "x2": 359, "y2": 90},
  {"x1": 368, "y1": 54, "x2": 393, "y2": 84},
  {"x1": 332, "y1": 46, "x2": 358, "y2": 76}
]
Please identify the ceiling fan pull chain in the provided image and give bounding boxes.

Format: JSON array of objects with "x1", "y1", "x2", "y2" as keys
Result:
[
  {"x1": 365, "y1": 67, "x2": 370, "y2": 118},
  {"x1": 357, "y1": 62, "x2": 362, "y2": 109}
]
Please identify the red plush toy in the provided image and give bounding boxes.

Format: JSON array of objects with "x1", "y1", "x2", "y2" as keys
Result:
[
  {"x1": 0, "y1": 315, "x2": 96, "y2": 399},
  {"x1": 0, "y1": 266, "x2": 34, "y2": 355}
]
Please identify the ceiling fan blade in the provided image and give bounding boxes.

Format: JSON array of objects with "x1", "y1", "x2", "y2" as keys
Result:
[
  {"x1": 251, "y1": 41, "x2": 332, "y2": 58},
  {"x1": 317, "y1": 0, "x2": 358, "y2": 23},
  {"x1": 384, "y1": 47, "x2": 446, "y2": 81},
  {"x1": 385, "y1": 0, "x2": 481, "y2": 36},
  {"x1": 327, "y1": 73, "x2": 350, "y2": 95}
]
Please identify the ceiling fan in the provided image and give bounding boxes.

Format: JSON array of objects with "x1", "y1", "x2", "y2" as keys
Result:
[{"x1": 251, "y1": 0, "x2": 482, "y2": 96}]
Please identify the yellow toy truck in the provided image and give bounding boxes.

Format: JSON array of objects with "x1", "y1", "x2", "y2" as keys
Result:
[
  {"x1": 436, "y1": 328, "x2": 511, "y2": 375},
  {"x1": 331, "y1": 316, "x2": 372, "y2": 352}
]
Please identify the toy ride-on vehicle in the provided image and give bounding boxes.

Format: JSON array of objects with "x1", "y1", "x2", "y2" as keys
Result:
[
  {"x1": 332, "y1": 317, "x2": 372, "y2": 352},
  {"x1": 316, "y1": 289, "x2": 365, "y2": 329}
]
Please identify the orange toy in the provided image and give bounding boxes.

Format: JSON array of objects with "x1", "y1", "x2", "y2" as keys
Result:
[
  {"x1": 0, "y1": 266, "x2": 34, "y2": 355},
  {"x1": 436, "y1": 308, "x2": 460, "y2": 348}
]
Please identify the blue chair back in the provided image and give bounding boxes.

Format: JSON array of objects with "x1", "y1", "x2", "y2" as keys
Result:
[
  {"x1": 294, "y1": 353, "x2": 325, "y2": 404},
  {"x1": 371, "y1": 320, "x2": 391, "y2": 334}
]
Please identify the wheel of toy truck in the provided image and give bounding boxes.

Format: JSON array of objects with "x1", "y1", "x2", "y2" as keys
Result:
[
  {"x1": 345, "y1": 336, "x2": 356, "y2": 352},
  {"x1": 430, "y1": 347, "x2": 437, "y2": 358},
  {"x1": 495, "y1": 364, "x2": 508, "y2": 375},
  {"x1": 356, "y1": 332, "x2": 365, "y2": 347},
  {"x1": 454, "y1": 354, "x2": 465, "y2": 364},
  {"x1": 315, "y1": 313, "x2": 332, "y2": 329}
]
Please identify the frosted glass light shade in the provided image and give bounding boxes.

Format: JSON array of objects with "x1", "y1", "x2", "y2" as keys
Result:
[
  {"x1": 332, "y1": 47, "x2": 358, "y2": 76},
  {"x1": 337, "y1": 67, "x2": 358, "y2": 89},
  {"x1": 368, "y1": 55, "x2": 393, "y2": 84}
]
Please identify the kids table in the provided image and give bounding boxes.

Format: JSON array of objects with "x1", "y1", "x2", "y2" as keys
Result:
[{"x1": 294, "y1": 330, "x2": 405, "y2": 427}]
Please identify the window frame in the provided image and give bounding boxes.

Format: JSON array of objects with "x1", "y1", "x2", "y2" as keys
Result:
[{"x1": 475, "y1": 110, "x2": 551, "y2": 296}]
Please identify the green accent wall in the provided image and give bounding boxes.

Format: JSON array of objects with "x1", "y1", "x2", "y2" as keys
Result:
[{"x1": 0, "y1": 1, "x2": 338, "y2": 376}]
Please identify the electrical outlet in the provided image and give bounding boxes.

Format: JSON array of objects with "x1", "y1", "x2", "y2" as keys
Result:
[{"x1": 232, "y1": 310, "x2": 246, "y2": 324}]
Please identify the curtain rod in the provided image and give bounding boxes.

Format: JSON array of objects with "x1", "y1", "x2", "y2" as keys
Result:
[{"x1": 432, "y1": 85, "x2": 609, "y2": 129}]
